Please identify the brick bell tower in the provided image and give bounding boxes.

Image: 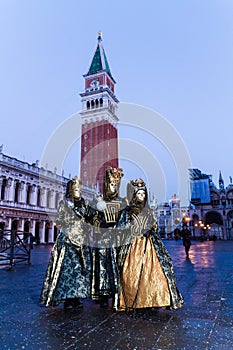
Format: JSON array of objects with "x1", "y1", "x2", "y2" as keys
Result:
[{"x1": 80, "y1": 32, "x2": 119, "y2": 193}]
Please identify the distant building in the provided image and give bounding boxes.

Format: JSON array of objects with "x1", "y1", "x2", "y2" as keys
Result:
[
  {"x1": 169, "y1": 194, "x2": 182, "y2": 228},
  {"x1": 156, "y1": 202, "x2": 172, "y2": 238},
  {"x1": 155, "y1": 194, "x2": 189, "y2": 238},
  {"x1": 188, "y1": 168, "x2": 233, "y2": 240}
]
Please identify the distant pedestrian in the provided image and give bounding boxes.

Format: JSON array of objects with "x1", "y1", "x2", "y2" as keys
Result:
[
  {"x1": 181, "y1": 225, "x2": 191, "y2": 258},
  {"x1": 212, "y1": 234, "x2": 217, "y2": 242},
  {"x1": 174, "y1": 228, "x2": 181, "y2": 241},
  {"x1": 29, "y1": 233, "x2": 35, "y2": 250}
]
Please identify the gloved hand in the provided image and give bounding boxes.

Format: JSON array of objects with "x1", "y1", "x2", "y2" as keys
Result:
[
  {"x1": 66, "y1": 199, "x2": 74, "y2": 209},
  {"x1": 143, "y1": 230, "x2": 151, "y2": 238}
]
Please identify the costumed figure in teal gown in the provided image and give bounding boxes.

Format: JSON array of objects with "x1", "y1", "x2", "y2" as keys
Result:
[
  {"x1": 117, "y1": 178, "x2": 184, "y2": 312},
  {"x1": 76, "y1": 167, "x2": 127, "y2": 308},
  {"x1": 40, "y1": 177, "x2": 91, "y2": 309}
]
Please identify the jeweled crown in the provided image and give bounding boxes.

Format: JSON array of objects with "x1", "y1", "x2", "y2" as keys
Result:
[
  {"x1": 106, "y1": 167, "x2": 124, "y2": 184},
  {"x1": 127, "y1": 178, "x2": 147, "y2": 202}
]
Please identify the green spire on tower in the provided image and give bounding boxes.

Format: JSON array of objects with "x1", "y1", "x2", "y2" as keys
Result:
[{"x1": 87, "y1": 32, "x2": 113, "y2": 78}]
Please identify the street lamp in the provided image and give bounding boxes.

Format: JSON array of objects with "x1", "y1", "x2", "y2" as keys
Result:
[
  {"x1": 203, "y1": 224, "x2": 211, "y2": 240},
  {"x1": 194, "y1": 220, "x2": 211, "y2": 241},
  {"x1": 182, "y1": 212, "x2": 190, "y2": 226}
]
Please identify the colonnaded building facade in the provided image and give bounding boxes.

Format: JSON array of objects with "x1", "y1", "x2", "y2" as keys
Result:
[
  {"x1": 0, "y1": 147, "x2": 66, "y2": 243},
  {"x1": 0, "y1": 147, "x2": 95, "y2": 243}
]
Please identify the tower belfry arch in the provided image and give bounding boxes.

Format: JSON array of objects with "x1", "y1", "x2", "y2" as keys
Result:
[{"x1": 80, "y1": 33, "x2": 119, "y2": 193}]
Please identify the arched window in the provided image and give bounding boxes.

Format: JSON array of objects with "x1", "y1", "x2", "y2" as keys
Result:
[
  {"x1": 1, "y1": 178, "x2": 7, "y2": 200},
  {"x1": 100, "y1": 98, "x2": 103, "y2": 107},
  {"x1": 45, "y1": 222, "x2": 50, "y2": 243},
  {"x1": 91, "y1": 100, "x2": 95, "y2": 109},
  {"x1": 37, "y1": 187, "x2": 41, "y2": 207},
  {"x1": 11, "y1": 219, "x2": 18, "y2": 231},
  {"x1": 35, "y1": 221, "x2": 40, "y2": 244},
  {"x1": 87, "y1": 101, "x2": 90, "y2": 110},
  {"x1": 47, "y1": 190, "x2": 51, "y2": 208},
  {"x1": 24, "y1": 221, "x2": 30, "y2": 233},
  {"x1": 23, "y1": 221, "x2": 30, "y2": 241},
  {"x1": 26, "y1": 185, "x2": 32, "y2": 205},
  {"x1": 95, "y1": 99, "x2": 99, "y2": 108},
  {"x1": 14, "y1": 182, "x2": 20, "y2": 203},
  {"x1": 55, "y1": 192, "x2": 60, "y2": 209}
]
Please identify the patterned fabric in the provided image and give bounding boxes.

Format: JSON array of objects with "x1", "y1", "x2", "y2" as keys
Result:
[
  {"x1": 83, "y1": 196, "x2": 127, "y2": 302},
  {"x1": 150, "y1": 231, "x2": 184, "y2": 309},
  {"x1": 117, "y1": 207, "x2": 184, "y2": 310},
  {"x1": 91, "y1": 246, "x2": 118, "y2": 299},
  {"x1": 40, "y1": 200, "x2": 91, "y2": 307},
  {"x1": 119, "y1": 236, "x2": 171, "y2": 309}
]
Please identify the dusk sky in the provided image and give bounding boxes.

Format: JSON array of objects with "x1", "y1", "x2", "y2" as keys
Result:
[{"x1": 1, "y1": 0, "x2": 233, "y2": 205}]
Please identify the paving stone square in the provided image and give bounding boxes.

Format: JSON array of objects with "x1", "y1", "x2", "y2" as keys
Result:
[{"x1": 1, "y1": 240, "x2": 233, "y2": 349}]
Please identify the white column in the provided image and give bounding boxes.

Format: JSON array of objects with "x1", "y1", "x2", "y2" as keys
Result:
[
  {"x1": 40, "y1": 221, "x2": 46, "y2": 243},
  {"x1": 7, "y1": 178, "x2": 14, "y2": 202},
  {"x1": 6, "y1": 217, "x2": 12, "y2": 230},
  {"x1": 48, "y1": 224, "x2": 53, "y2": 243},
  {"x1": 30, "y1": 220, "x2": 36, "y2": 236}
]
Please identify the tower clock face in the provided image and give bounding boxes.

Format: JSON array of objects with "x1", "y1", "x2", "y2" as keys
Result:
[{"x1": 90, "y1": 78, "x2": 99, "y2": 88}]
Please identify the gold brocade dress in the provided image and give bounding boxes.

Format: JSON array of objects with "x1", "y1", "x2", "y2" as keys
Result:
[
  {"x1": 117, "y1": 207, "x2": 184, "y2": 310},
  {"x1": 119, "y1": 236, "x2": 170, "y2": 309}
]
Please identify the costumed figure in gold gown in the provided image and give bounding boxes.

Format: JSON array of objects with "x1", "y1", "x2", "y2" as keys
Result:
[
  {"x1": 40, "y1": 177, "x2": 91, "y2": 309},
  {"x1": 117, "y1": 178, "x2": 184, "y2": 312}
]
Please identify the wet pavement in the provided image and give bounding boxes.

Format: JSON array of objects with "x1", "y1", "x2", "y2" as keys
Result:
[{"x1": 0, "y1": 239, "x2": 233, "y2": 350}]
